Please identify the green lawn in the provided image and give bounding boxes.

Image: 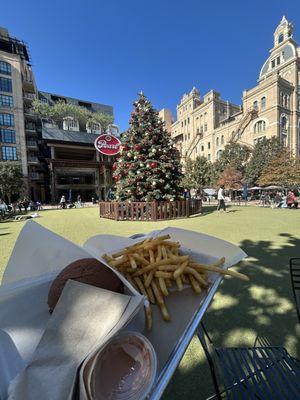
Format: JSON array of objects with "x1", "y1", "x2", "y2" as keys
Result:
[{"x1": 1, "y1": 205, "x2": 300, "y2": 399}]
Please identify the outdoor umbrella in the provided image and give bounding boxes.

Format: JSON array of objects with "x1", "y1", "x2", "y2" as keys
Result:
[
  {"x1": 249, "y1": 186, "x2": 262, "y2": 190},
  {"x1": 203, "y1": 188, "x2": 216, "y2": 195},
  {"x1": 263, "y1": 185, "x2": 284, "y2": 190}
]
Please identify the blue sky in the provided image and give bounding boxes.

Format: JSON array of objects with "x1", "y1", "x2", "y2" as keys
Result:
[{"x1": 2, "y1": 0, "x2": 300, "y2": 131}]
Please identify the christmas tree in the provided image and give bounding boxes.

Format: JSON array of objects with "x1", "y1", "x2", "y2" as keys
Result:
[{"x1": 113, "y1": 93, "x2": 182, "y2": 202}]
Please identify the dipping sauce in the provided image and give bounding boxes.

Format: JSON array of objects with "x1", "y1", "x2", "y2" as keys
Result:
[{"x1": 91, "y1": 332, "x2": 157, "y2": 400}]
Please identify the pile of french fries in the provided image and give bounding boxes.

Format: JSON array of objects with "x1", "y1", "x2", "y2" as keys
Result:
[{"x1": 102, "y1": 234, "x2": 249, "y2": 330}]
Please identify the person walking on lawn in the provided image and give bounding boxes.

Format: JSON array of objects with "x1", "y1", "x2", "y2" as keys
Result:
[{"x1": 217, "y1": 185, "x2": 226, "y2": 212}]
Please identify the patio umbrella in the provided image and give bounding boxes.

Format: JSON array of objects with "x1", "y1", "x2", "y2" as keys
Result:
[
  {"x1": 203, "y1": 188, "x2": 216, "y2": 195},
  {"x1": 249, "y1": 186, "x2": 262, "y2": 190},
  {"x1": 263, "y1": 185, "x2": 284, "y2": 190}
]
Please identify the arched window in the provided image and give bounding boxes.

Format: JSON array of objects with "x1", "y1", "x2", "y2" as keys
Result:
[
  {"x1": 63, "y1": 116, "x2": 79, "y2": 131},
  {"x1": 254, "y1": 120, "x2": 266, "y2": 133},
  {"x1": 278, "y1": 33, "x2": 284, "y2": 44},
  {"x1": 216, "y1": 150, "x2": 223, "y2": 160},
  {"x1": 280, "y1": 92, "x2": 284, "y2": 105},
  {"x1": 253, "y1": 101, "x2": 258, "y2": 110},
  {"x1": 281, "y1": 115, "x2": 287, "y2": 131},
  {"x1": 0, "y1": 61, "x2": 11, "y2": 76},
  {"x1": 261, "y1": 96, "x2": 266, "y2": 110},
  {"x1": 216, "y1": 137, "x2": 219, "y2": 147},
  {"x1": 221, "y1": 135, "x2": 224, "y2": 145}
]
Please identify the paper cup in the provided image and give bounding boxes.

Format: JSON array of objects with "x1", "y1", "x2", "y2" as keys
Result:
[{"x1": 90, "y1": 331, "x2": 157, "y2": 400}]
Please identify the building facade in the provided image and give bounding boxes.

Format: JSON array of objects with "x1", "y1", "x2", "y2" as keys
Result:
[
  {"x1": 163, "y1": 17, "x2": 300, "y2": 162},
  {"x1": 0, "y1": 27, "x2": 117, "y2": 203}
]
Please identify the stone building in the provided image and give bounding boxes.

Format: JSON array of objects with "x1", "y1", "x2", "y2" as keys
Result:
[
  {"x1": 0, "y1": 27, "x2": 117, "y2": 203},
  {"x1": 163, "y1": 17, "x2": 300, "y2": 162}
]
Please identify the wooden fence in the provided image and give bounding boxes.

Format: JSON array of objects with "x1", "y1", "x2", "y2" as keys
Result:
[{"x1": 99, "y1": 199, "x2": 202, "y2": 221}]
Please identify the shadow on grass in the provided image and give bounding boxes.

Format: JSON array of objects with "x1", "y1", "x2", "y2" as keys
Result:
[
  {"x1": 163, "y1": 233, "x2": 300, "y2": 400},
  {"x1": 0, "y1": 233, "x2": 10, "y2": 236}
]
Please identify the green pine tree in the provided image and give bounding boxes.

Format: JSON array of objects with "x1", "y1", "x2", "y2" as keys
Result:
[{"x1": 113, "y1": 93, "x2": 182, "y2": 201}]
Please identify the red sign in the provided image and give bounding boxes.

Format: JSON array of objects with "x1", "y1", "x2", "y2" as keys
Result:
[{"x1": 94, "y1": 134, "x2": 121, "y2": 156}]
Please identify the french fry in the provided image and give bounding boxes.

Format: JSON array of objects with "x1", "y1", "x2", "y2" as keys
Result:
[
  {"x1": 158, "y1": 277, "x2": 169, "y2": 296},
  {"x1": 134, "y1": 276, "x2": 147, "y2": 297},
  {"x1": 132, "y1": 253, "x2": 149, "y2": 265},
  {"x1": 149, "y1": 249, "x2": 155, "y2": 264},
  {"x1": 156, "y1": 245, "x2": 162, "y2": 262},
  {"x1": 129, "y1": 255, "x2": 137, "y2": 269},
  {"x1": 155, "y1": 271, "x2": 173, "y2": 279},
  {"x1": 189, "y1": 274, "x2": 202, "y2": 294},
  {"x1": 159, "y1": 303, "x2": 171, "y2": 321},
  {"x1": 175, "y1": 276, "x2": 183, "y2": 291},
  {"x1": 190, "y1": 262, "x2": 249, "y2": 281},
  {"x1": 166, "y1": 278, "x2": 172, "y2": 288},
  {"x1": 145, "y1": 305, "x2": 153, "y2": 330},
  {"x1": 109, "y1": 255, "x2": 128, "y2": 267},
  {"x1": 186, "y1": 267, "x2": 209, "y2": 288},
  {"x1": 161, "y1": 245, "x2": 168, "y2": 259},
  {"x1": 174, "y1": 261, "x2": 189, "y2": 279},
  {"x1": 146, "y1": 286, "x2": 155, "y2": 304},
  {"x1": 145, "y1": 270, "x2": 154, "y2": 288},
  {"x1": 151, "y1": 280, "x2": 164, "y2": 306},
  {"x1": 157, "y1": 265, "x2": 178, "y2": 271}
]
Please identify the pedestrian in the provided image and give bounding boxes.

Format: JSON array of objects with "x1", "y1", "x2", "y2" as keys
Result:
[
  {"x1": 217, "y1": 185, "x2": 226, "y2": 212},
  {"x1": 183, "y1": 188, "x2": 190, "y2": 200},
  {"x1": 287, "y1": 190, "x2": 296, "y2": 208},
  {"x1": 60, "y1": 195, "x2": 66, "y2": 209}
]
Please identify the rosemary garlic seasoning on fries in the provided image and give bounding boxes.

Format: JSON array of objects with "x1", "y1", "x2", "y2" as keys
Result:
[{"x1": 102, "y1": 234, "x2": 249, "y2": 330}]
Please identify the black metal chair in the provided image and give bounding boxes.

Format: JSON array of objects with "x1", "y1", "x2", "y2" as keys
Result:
[
  {"x1": 197, "y1": 323, "x2": 300, "y2": 399},
  {"x1": 289, "y1": 258, "x2": 300, "y2": 322}
]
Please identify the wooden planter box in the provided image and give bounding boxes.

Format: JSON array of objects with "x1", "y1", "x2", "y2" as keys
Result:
[{"x1": 99, "y1": 199, "x2": 202, "y2": 221}]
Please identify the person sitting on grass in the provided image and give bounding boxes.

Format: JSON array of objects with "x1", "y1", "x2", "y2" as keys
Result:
[{"x1": 287, "y1": 190, "x2": 296, "y2": 208}]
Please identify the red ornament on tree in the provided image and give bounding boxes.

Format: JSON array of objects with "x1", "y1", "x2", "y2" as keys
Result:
[
  {"x1": 134, "y1": 145, "x2": 141, "y2": 151},
  {"x1": 112, "y1": 163, "x2": 117, "y2": 171},
  {"x1": 150, "y1": 162, "x2": 157, "y2": 169}
]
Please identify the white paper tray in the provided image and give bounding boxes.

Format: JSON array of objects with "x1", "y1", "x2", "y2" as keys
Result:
[{"x1": 0, "y1": 222, "x2": 247, "y2": 400}]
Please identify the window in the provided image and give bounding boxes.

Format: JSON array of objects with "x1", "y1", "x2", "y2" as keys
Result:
[
  {"x1": 86, "y1": 122, "x2": 101, "y2": 134},
  {"x1": 216, "y1": 150, "x2": 223, "y2": 160},
  {"x1": 0, "y1": 77, "x2": 12, "y2": 93},
  {"x1": 63, "y1": 117, "x2": 79, "y2": 131},
  {"x1": 181, "y1": 121, "x2": 183, "y2": 128},
  {"x1": 208, "y1": 142, "x2": 211, "y2": 149},
  {"x1": 188, "y1": 133, "x2": 190, "y2": 140},
  {"x1": 281, "y1": 115, "x2": 287, "y2": 131},
  {"x1": 280, "y1": 92, "x2": 284, "y2": 105},
  {"x1": 187, "y1": 117, "x2": 190, "y2": 124},
  {"x1": 283, "y1": 94, "x2": 289, "y2": 108},
  {"x1": 216, "y1": 137, "x2": 219, "y2": 146},
  {"x1": 0, "y1": 113, "x2": 14, "y2": 126},
  {"x1": 0, "y1": 129, "x2": 15, "y2": 143},
  {"x1": 0, "y1": 61, "x2": 11, "y2": 76},
  {"x1": 261, "y1": 96, "x2": 266, "y2": 110},
  {"x1": 204, "y1": 123, "x2": 207, "y2": 132},
  {"x1": 221, "y1": 135, "x2": 224, "y2": 145},
  {"x1": 271, "y1": 60, "x2": 276, "y2": 69},
  {"x1": 0, "y1": 94, "x2": 13, "y2": 108},
  {"x1": 184, "y1": 119, "x2": 186, "y2": 126},
  {"x1": 196, "y1": 127, "x2": 199, "y2": 134},
  {"x1": 207, "y1": 154, "x2": 211, "y2": 161},
  {"x1": 201, "y1": 145, "x2": 204, "y2": 151},
  {"x1": 277, "y1": 56, "x2": 280, "y2": 66},
  {"x1": 1, "y1": 146, "x2": 17, "y2": 160},
  {"x1": 253, "y1": 101, "x2": 258, "y2": 110},
  {"x1": 254, "y1": 120, "x2": 266, "y2": 133},
  {"x1": 278, "y1": 33, "x2": 284, "y2": 44},
  {"x1": 200, "y1": 126, "x2": 204, "y2": 133}
]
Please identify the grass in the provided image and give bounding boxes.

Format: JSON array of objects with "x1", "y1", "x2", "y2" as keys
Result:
[{"x1": 1, "y1": 205, "x2": 300, "y2": 399}]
